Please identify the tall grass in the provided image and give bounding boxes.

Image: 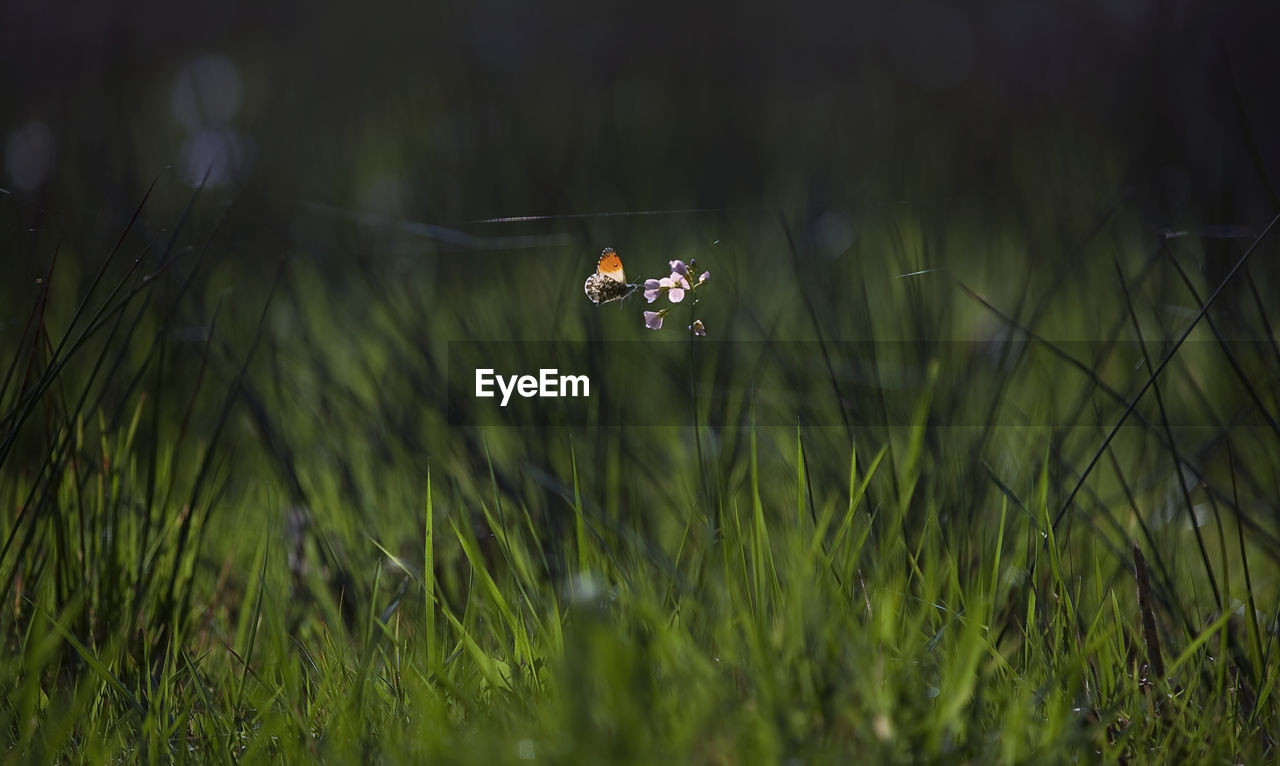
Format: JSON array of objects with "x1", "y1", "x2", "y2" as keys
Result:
[{"x1": 2, "y1": 183, "x2": 1279, "y2": 763}]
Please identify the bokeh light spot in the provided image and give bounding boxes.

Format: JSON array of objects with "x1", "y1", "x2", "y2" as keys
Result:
[{"x1": 4, "y1": 120, "x2": 56, "y2": 192}]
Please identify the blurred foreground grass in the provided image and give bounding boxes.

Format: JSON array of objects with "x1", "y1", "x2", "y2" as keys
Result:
[{"x1": 2, "y1": 166, "x2": 1279, "y2": 764}]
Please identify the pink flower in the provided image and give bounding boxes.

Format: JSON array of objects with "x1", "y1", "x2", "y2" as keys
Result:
[
  {"x1": 662, "y1": 272, "x2": 691, "y2": 303},
  {"x1": 643, "y1": 278, "x2": 662, "y2": 303},
  {"x1": 638, "y1": 257, "x2": 711, "y2": 332}
]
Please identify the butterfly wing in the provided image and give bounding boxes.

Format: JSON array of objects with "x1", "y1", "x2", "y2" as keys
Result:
[
  {"x1": 596, "y1": 248, "x2": 626, "y2": 283},
  {"x1": 584, "y1": 247, "x2": 635, "y2": 304}
]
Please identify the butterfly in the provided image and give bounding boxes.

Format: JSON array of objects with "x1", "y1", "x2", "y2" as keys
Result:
[{"x1": 583, "y1": 247, "x2": 638, "y2": 304}]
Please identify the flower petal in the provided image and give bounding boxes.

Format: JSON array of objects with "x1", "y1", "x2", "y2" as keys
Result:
[
  {"x1": 668, "y1": 287, "x2": 685, "y2": 303},
  {"x1": 697, "y1": 271, "x2": 710, "y2": 284},
  {"x1": 690, "y1": 319, "x2": 706, "y2": 336},
  {"x1": 643, "y1": 279, "x2": 661, "y2": 302},
  {"x1": 643, "y1": 311, "x2": 664, "y2": 330},
  {"x1": 669, "y1": 260, "x2": 688, "y2": 277}
]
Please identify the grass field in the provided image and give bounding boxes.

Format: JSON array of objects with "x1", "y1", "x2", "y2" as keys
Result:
[
  {"x1": 5, "y1": 6, "x2": 1280, "y2": 759},
  {"x1": 3, "y1": 169, "x2": 1279, "y2": 764}
]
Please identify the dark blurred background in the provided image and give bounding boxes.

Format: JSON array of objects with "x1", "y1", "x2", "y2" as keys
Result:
[{"x1": 4, "y1": 1, "x2": 1279, "y2": 234}]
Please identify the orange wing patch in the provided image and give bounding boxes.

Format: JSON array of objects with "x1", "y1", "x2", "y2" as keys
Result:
[
  {"x1": 584, "y1": 247, "x2": 637, "y2": 304},
  {"x1": 596, "y1": 248, "x2": 626, "y2": 283}
]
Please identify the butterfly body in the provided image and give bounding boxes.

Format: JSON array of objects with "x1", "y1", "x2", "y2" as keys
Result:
[{"x1": 584, "y1": 247, "x2": 637, "y2": 304}]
